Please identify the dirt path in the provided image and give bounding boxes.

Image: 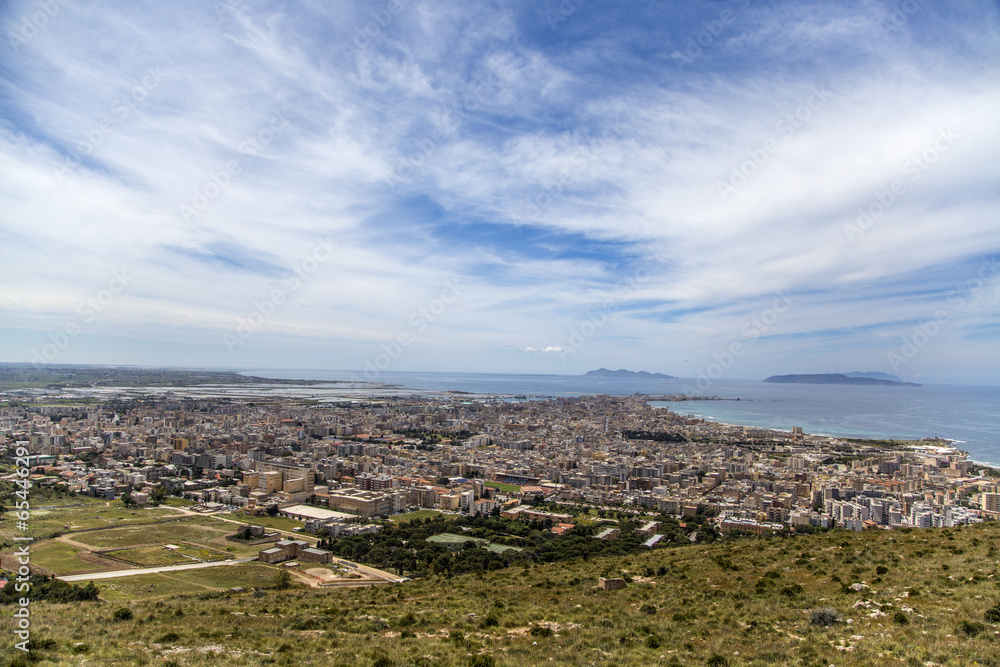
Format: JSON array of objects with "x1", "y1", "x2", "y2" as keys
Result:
[
  {"x1": 58, "y1": 557, "x2": 257, "y2": 581},
  {"x1": 55, "y1": 534, "x2": 97, "y2": 550}
]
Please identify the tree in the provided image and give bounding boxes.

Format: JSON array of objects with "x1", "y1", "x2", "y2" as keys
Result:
[
  {"x1": 272, "y1": 569, "x2": 292, "y2": 590},
  {"x1": 266, "y1": 504, "x2": 279, "y2": 516},
  {"x1": 149, "y1": 486, "x2": 167, "y2": 505}
]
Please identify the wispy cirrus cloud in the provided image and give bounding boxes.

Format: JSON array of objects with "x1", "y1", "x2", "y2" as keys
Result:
[{"x1": 0, "y1": 0, "x2": 998, "y2": 382}]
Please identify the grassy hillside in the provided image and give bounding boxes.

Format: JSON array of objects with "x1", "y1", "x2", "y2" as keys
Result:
[{"x1": 5, "y1": 522, "x2": 1000, "y2": 667}]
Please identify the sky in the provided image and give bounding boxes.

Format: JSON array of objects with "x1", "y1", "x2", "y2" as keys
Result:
[{"x1": 1, "y1": 0, "x2": 999, "y2": 384}]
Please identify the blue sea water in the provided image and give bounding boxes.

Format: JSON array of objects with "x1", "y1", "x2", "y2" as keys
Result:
[{"x1": 242, "y1": 369, "x2": 1000, "y2": 466}]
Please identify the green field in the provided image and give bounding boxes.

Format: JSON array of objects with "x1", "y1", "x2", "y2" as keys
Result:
[
  {"x1": 28, "y1": 540, "x2": 116, "y2": 576},
  {"x1": 97, "y1": 563, "x2": 279, "y2": 602},
  {"x1": 485, "y1": 481, "x2": 521, "y2": 493},
  {"x1": 161, "y1": 497, "x2": 196, "y2": 508},
  {"x1": 5, "y1": 515, "x2": 263, "y2": 577},
  {"x1": 103, "y1": 544, "x2": 230, "y2": 567},
  {"x1": 81, "y1": 562, "x2": 281, "y2": 603},
  {"x1": 0, "y1": 497, "x2": 177, "y2": 542},
  {"x1": 389, "y1": 509, "x2": 443, "y2": 523},
  {"x1": 69, "y1": 518, "x2": 229, "y2": 549}
]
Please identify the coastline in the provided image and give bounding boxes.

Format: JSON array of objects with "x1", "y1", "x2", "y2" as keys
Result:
[{"x1": 667, "y1": 409, "x2": 1000, "y2": 470}]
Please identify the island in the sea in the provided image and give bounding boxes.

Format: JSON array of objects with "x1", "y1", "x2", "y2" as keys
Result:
[
  {"x1": 585, "y1": 368, "x2": 677, "y2": 379},
  {"x1": 763, "y1": 373, "x2": 922, "y2": 387}
]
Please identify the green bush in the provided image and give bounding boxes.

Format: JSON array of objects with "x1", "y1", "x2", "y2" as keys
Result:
[
  {"x1": 780, "y1": 583, "x2": 803, "y2": 597},
  {"x1": 957, "y1": 620, "x2": 985, "y2": 636},
  {"x1": 112, "y1": 608, "x2": 133, "y2": 622}
]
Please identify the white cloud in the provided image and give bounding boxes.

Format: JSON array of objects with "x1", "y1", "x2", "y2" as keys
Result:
[{"x1": 1, "y1": 0, "x2": 998, "y2": 382}]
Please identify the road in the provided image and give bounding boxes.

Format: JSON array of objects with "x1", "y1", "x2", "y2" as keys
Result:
[{"x1": 58, "y1": 557, "x2": 257, "y2": 581}]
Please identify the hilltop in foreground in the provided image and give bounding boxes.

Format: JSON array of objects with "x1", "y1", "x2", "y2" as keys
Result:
[{"x1": 8, "y1": 522, "x2": 1000, "y2": 666}]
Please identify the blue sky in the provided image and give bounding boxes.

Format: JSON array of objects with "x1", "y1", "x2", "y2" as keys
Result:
[{"x1": 1, "y1": 0, "x2": 998, "y2": 384}]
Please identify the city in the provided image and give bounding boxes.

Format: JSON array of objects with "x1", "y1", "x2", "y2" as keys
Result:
[{"x1": 4, "y1": 387, "x2": 997, "y2": 556}]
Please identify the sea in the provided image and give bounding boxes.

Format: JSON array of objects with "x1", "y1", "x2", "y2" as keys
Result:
[{"x1": 241, "y1": 369, "x2": 1000, "y2": 467}]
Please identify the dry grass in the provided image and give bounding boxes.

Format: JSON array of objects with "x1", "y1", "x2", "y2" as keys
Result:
[{"x1": 7, "y1": 522, "x2": 1000, "y2": 666}]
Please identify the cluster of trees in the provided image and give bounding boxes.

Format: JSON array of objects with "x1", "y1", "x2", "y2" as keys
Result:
[
  {"x1": 391, "y1": 428, "x2": 475, "y2": 446},
  {"x1": 620, "y1": 430, "x2": 687, "y2": 442},
  {"x1": 321, "y1": 511, "x2": 719, "y2": 577},
  {"x1": 0, "y1": 576, "x2": 99, "y2": 604}
]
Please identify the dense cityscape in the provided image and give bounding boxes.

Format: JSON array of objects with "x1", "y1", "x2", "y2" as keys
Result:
[{"x1": 4, "y1": 386, "x2": 997, "y2": 546}]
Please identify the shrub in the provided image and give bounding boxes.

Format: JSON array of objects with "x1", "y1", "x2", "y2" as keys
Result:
[
  {"x1": 876, "y1": 565, "x2": 889, "y2": 576},
  {"x1": 639, "y1": 604, "x2": 657, "y2": 615},
  {"x1": 780, "y1": 583, "x2": 803, "y2": 597},
  {"x1": 530, "y1": 626, "x2": 554, "y2": 637},
  {"x1": 810, "y1": 608, "x2": 840, "y2": 627},
  {"x1": 707, "y1": 655, "x2": 729, "y2": 667},
  {"x1": 112, "y1": 608, "x2": 133, "y2": 622},
  {"x1": 957, "y1": 620, "x2": 985, "y2": 637},
  {"x1": 468, "y1": 656, "x2": 496, "y2": 667},
  {"x1": 984, "y1": 602, "x2": 1000, "y2": 623},
  {"x1": 893, "y1": 611, "x2": 909, "y2": 625},
  {"x1": 272, "y1": 569, "x2": 292, "y2": 590}
]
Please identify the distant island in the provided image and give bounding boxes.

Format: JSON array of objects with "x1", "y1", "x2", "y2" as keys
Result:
[
  {"x1": 842, "y1": 371, "x2": 904, "y2": 382},
  {"x1": 585, "y1": 368, "x2": 677, "y2": 379},
  {"x1": 763, "y1": 373, "x2": 921, "y2": 387}
]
